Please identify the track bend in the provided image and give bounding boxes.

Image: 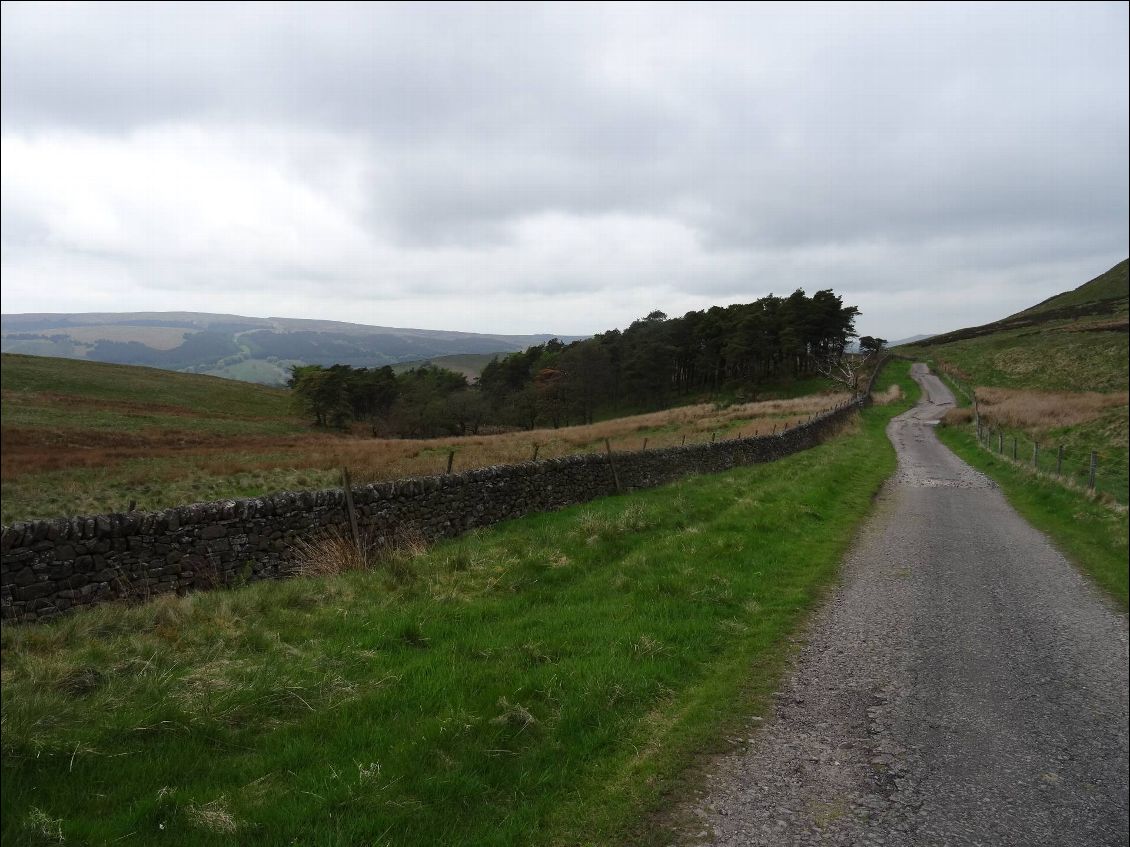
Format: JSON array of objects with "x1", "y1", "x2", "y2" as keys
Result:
[{"x1": 679, "y1": 363, "x2": 1129, "y2": 846}]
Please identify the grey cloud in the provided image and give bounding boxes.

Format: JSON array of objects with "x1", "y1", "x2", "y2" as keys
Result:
[{"x1": 1, "y1": 2, "x2": 1127, "y2": 339}]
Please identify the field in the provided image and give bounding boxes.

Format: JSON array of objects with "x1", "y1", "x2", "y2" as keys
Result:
[
  {"x1": 0, "y1": 361, "x2": 917, "y2": 846},
  {"x1": 1, "y1": 353, "x2": 853, "y2": 524},
  {"x1": 901, "y1": 259, "x2": 1129, "y2": 504}
]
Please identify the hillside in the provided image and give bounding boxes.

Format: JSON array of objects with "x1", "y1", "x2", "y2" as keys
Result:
[
  {"x1": 900, "y1": 258, "x2": 1129, "y2": 503},
  {"x1": 901, "y1": 259, "x2": 1128, "y2": 391},
  {"x1": 0, "y1": 311, "x2": 580, "y2": 385},
  {"x1": 0, "y1": 351, "x2": 854, "y2": 524},
  {"x1": 391, "y1": 352, "x2": 502, "y2": 380},
  {"x1": 1, "y1": 352, "x2": 301, "y2": 443},
  {"x1": 1016, "y1": 259, "x2": 1129, "y2": 317}
]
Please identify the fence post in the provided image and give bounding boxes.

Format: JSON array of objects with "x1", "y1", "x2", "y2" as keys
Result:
[
  {"x1": 1056, "y1": 445, "x2": 1064, "y2": 476},
  {"x1": 642, "y1": 437, "x2": 648, "y2": 451},
  {"x1": 711, "y1": 432, "x2": 716, "y2": 443},
  {"x1": 1012, "y1": 437, "x2": 1017, "y2": 460},
  {"x1": 681, "y1": 434, "x2": 686, "y2": 446},
  {"x1": 1088, "y1": 451, "x2": 1097, "y2": 491},
  {"x1": 531, "y1": 444, "x2": 539, "y2": 462},
  {"x1": 1032, "y1": 442, "x2": 1039, "y2": 469},
  {"x1": 998, "y1": 431, "x2": 1003, "y2": 453},
  {"x1": 446, "y1": 450, "x2": 455, "y2": 474},
  {"x1": 604, "y1": 438, "x2": 622, "y2": 494},
  {"x1": 340, "y1": 467, "x2": 362, "y2": 559}
]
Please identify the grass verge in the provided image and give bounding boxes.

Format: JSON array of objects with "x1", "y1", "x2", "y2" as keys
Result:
[
  {"x1": 936, "y1": 423, "x2": 1128, "y2": 609},
  {"x1": 1, "y1": 363, "x2": 918, "y2": 846}
]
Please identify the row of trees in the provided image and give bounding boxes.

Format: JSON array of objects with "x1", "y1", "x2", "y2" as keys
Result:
[{"x1": 290, "y1": 289, "x2": 867, "y2": 436}]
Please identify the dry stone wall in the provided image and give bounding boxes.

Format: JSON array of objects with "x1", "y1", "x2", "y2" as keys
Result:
[{"x1": 2, "y1": 384, "x2": 882, "y2": 623}]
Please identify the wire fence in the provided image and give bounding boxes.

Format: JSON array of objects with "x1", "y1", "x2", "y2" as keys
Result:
[
  {"x1": 971, "y1": 421, "x2": 1126, "y2": 504},
  {"x1": 935, "y1": 364, "x2": 1127, "y2": 506}
]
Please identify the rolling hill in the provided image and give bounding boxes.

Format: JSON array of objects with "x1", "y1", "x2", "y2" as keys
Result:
[{"x1": 0, "y1": 311, "x2": 582, "y2": 385}]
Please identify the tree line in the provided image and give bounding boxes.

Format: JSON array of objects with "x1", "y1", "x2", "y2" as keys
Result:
[{"x1": 289, "y1": 288, "x2": 864, "y2": 437}]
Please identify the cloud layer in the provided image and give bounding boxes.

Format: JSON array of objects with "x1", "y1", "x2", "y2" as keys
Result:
[{"x1": 2, "y1": 2, "x2": 1127, "y2": 338}]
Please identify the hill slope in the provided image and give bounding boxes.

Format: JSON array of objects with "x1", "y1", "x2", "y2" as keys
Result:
[
  {"x1": 0, "y1": 311, "x2": 582, "y2": 385},
  {"x1": 1015, "y1": 259, "x2": 1128, "y2": 317},
  {"x1": 899, "y1": 258, "x2": 1128, "y2": 502},
  {"x1": 901, "y1": 259, "x2": 1128, "y2": 391}
]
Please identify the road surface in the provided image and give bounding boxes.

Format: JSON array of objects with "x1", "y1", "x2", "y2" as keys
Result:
[{"x1": 678, "y1": 363, "x2": 1129, "y2": 846}]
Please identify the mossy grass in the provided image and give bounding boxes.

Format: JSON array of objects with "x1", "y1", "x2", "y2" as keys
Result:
[{"x1": 1, "y1": 364, "x2": 918, "y2": 845}]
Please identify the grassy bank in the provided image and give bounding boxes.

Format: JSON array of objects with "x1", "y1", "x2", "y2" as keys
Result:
[
  {"x1": 936, "y1": 423, "x2": 1128, "y2": 608},
  {"x1": 1, "y1": 363, "x2": 916, "y2": 846}
]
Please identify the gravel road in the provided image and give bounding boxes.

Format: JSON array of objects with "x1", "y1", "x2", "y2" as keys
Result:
[{"x1": 675, "y1": 363, "x2": 1129, "y2": 846}]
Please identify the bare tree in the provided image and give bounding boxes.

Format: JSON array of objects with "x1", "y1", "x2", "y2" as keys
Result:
[{"x1": 815, "y1": 336, "x2": 886, "y2": 396}]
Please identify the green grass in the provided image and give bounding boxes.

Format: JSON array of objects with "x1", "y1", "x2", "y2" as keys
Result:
[
  {"x1": 936, "y1": 422, "x2": 1128, "y2": 609},
  {"x1": 1, "y1": 353, "x2": 298, "y2": 428},
  {"x1": 0, "y1": 363, "x2": 918, "y2": 846},
  {"x1": 1, "y1": 463, "x2": 342, "y2": 525},
  {"x1": 901, "y1": 323, "x2": 1128, "y2": 392}
]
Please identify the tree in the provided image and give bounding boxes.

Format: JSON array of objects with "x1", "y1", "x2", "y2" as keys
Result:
[{"x1": 814, "y1": 337, "x2": 884, "y2": 395}]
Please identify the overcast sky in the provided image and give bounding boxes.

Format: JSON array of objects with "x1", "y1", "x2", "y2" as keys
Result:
[{"x1": 2, "y1": 2, "x2": 1127, "y2": 339}]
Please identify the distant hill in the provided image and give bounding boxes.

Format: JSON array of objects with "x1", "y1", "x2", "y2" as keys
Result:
[
  {"x1": 888, "y1": 334, "x2": 936, "y2": 347},
  {"x1": 390, "y1": 352, "x2": 502, "y2": 380},
  {"x1": 0, "y1": 311, "x2": 583, "y2": 385}
]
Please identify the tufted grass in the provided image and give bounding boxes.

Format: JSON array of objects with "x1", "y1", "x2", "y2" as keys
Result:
[{"x1": 1, "y1": 363, "x2": 917, "y2": 846}]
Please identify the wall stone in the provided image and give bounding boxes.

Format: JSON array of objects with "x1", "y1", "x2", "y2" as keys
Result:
[{"x1": 2, "y1": 368, "x2": 888, "y2": 623}]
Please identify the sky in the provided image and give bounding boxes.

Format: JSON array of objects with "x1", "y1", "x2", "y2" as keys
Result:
[{"x1": 1, "y1": 2, "x2": 1127, "y2": 340}]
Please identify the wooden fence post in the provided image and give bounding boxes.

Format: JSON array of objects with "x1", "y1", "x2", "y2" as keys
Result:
[
  {"x1": 711, "y1": 432, "x2": 716, "y2": 443},
  {"x1": 1088, "y1": 451, "x2": 1097, "y2": 491},
  {"x1": 642, "y1": 437, "x2": 648, "y2": 451},
  {"x1": 1012, "y1": 437, "x2": 1017, "y2": 460},
  {"x1": 681, "y1": 434, "x2": 686, "y2": 446},
  {"x1": 531, "y1": 444, "x2": 540, "y2": 462},
  {"x1": 1032, "y1": 442, "x2": 1039, "y2": 468},
  {"x1": 446, "y1": 450, "x2": 455, "y2": 474},
  {"x1": 1056, "y1": 445, "x2": 1064, "y2": 476},
  {"x1": 341, "y1": 467, "x2": 362, "y2": 559},
  {"x1": 604, "y1": 438, "x2": 622, "y2": 494},
  {"x1": 998, "y1": 431, "x2": 1003, "y2": 453}
]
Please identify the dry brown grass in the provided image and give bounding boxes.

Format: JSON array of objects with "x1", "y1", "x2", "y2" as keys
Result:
[
  {"x1": 3, "y1": 392, "x2": 849, "y2": 484},
  {"x1": 291, "y1": 525, "x2": 428, "y2": 579},
  {"x1": 872, "y1": 384, "x2": 903, "y2": 406},
  {"x1": 943, "y1": 407, "x2": 974, "y2": 426},
  {"x1": 973, "y1": 387, "x2": 1129, "y2": 432}
]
